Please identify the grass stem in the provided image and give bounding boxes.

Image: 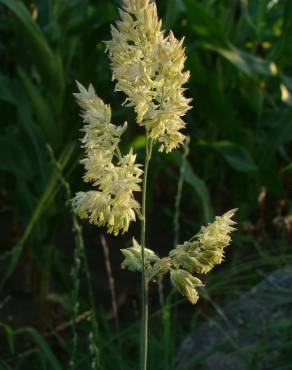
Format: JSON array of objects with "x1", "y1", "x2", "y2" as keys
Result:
[
  {"x1": 47, "y1": 145, "x2": 100, "y2": 369},
  {"x1": 173, "y1": 136, "x2": 190, "y2": 248},
  {"x1": 140, "y1": 136, "x2": 153, "y2": 370}
]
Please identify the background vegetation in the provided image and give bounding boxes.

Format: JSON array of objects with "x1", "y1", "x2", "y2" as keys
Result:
[{"x1": 0, "y1": 0, "x2": 291, "y2": 369}]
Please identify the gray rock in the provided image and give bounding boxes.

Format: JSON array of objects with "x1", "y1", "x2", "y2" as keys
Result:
[{"x1": 176, "y1": 267, "x2": 292, "y2": 370}]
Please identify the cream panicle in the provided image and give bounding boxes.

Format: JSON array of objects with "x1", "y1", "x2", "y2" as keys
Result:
[
  {"x1": 72, "y1": 0, "x2": 238, "y2": 307},
  {"x1": 105, "y1": 0, "x2": 192, "y2": 153}
]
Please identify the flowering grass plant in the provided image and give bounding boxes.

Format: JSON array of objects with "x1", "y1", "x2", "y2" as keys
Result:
[{"x1": 72, "y1": 1, "x2": 237, "y2": 369}]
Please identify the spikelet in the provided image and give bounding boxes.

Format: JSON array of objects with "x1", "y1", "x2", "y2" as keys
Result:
[
  {"x1": 170, "y1": 269, "x2": 203, "y2": 305},
  {"x1": 105, "y1": 0, "x2": 192, "y2": 153},
  {"x1": 72, "y1": 82, "x2": 143, "y2": 235},
  {"x1": 121, "y1": 238, "x2": 159, "y2": 271},
  {"x1": 145, "y1": 257, "x2": 171, "y2": 282},
  {"x1": 197, "y1": 209, "x2": 237, "y2": 251},
  {"x1": 121, "y1": 239, "x2": 171, "y2": 282},
  {"x1": 171, "y1": 209, "x2": 238, "y2": 275},
  {"x1": 74, "y1": 81, "x2": 126, "y2": 156}
]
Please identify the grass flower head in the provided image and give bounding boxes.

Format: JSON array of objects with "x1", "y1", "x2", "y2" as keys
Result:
[
  {"x1": 105, "y1": 0, "x2": 192, "y2": 152},
  {"x1": 72, "y1": 83, "x2": 143, "y2": 235}
]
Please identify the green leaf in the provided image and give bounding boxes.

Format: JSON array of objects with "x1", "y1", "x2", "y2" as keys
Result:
[
  {"x1": 207, "y1": 44, "x2": 276, "y2": 77},
  {"x1": 257, "y1": 144, "x2": 283, "y2": 196},
  {"x1": 0, "y1": 136, "x2": 33, "y2": 179},
  {"x1": 131, "y1": 135, "x2": 147, "y2": 150},
  {"x1": 0, "y1": 244, "x2": 22, "y2": 291},
  {"x1": 183, "y1": 0, "x2": 278, "y2": 79},
  {"x1": 183, "y1": 0, "x2": 228, "y2": 47},
  {"x1": 184, "y1": 160, "x2": 213, "y2": 223},
  {"x1": 164, "y1": 0, "x2": 185, "y2": 28},
  {"x1": 282, "y1": 162, "x2": 292, "y2": 173},
  {"x1": 0, "y1": 322, "x2": 15, "y2": 354},
  {"x1": 16, "y1": 328, "x2": 63, "y2": 370},
  {"x1": 0, "y1": 0, "x2": 65, "y2": 114},
  {"x1": 283, "y1": 0, "x2": 292, "y2": 38},
  {"x1": 192, "y1": 73, "x2": 243, "y2": 139},
  {"x1": 0, "y1": 75, "x2": 20, "y2": 105},
  {"x1": 267, "y1": 109, "x2": 292, "y2": 149},
  {"x1": 0, "y1": 142, "x2": 75, "y2": 290},
  {"x1": 0, "y1": 0, "x2": 56, "y2": 83},
  {"x1": 23, "y1": 142, "x2": 75, "y2": 242},
  {"x1": 0, "y1": 74, "x2": 49, "y2": 184},
  {"x1": 240, "y1": 0, "x2": 257, "y2": 31},
  {"x1": 211, "y1": 141, "x2": 258, "y2": 172},
  {"x1": 0, "y1": 359, "x2": 12, "y2": 370},
  {"x1": 17, "y1": 67, "x2": 58, "y2": 148}
]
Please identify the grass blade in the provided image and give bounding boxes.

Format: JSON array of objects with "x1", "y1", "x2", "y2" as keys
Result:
[
  {"x1": 184, "y1": 160, "x2": 213, "y2": 223},
  {"x1": 16, "y1": 328, "x2": 63, "y2": 370}
]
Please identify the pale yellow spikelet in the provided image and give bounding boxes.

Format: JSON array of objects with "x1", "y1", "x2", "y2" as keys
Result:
[
  {"x1": 121, "y1": 239, "x2": 171, "y2": 282},
  {"x1": 72, "y1": 191, "x2": 111, "y2": 226},
  {"x1": 72, "y1": 82, "x2": 143, "y2": 235},
  {"x1": 145, "y1": 257, "x2": 171, "y2": 282},
  {"x1": 121, "y1": 238, "x2": 159, "y2": 271},
  {"x1": 197, "y1": 208, "x2": 237, "y2": 251},
  {"x1": 169, "y1": 244, "x2": 205, "y2": 273},
  {"x1": 170, "y1": 269, "x2": 203, "y2": 304},
  {"x1": 74, "y1": 81, "x2": 127, "y2": 157},
  {"x1": 105, "y1": 0, "x2": 192, "y2": 152},
  {"x1": 171, "y1": 209, "x2": 237, "y2": 275}
]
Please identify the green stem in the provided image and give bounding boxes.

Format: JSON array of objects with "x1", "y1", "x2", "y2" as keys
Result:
[
  {"x1": 47, "y1": 145, "x2": 100, "y2": 369},
  {"x1": 140, "y1": 136, "x2": 153, "y2": 370},
  {"x1": 79, "y1": 237, "x2": 100, "y2": 370},
  {"x1": 173, "y1": 136, "x2": 190, "y2": 248}
]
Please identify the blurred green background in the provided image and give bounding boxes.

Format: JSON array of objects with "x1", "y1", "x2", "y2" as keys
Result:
[{"x1": 0, "y1": 0, "x2": 291, "y2": 369}]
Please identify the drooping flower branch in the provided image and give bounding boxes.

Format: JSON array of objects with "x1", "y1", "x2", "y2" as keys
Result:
[{"x1": 121, "y1": 209, "x2": 237, "y2": 304}]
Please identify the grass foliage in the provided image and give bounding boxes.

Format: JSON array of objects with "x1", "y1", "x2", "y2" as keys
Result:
[{"x1": 0, "y1": 0, "x2": 291, "y2": 369}]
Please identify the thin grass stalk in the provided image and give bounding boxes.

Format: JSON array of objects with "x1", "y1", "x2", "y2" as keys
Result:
[
  {"x1": 173, "y1": 136, "x2": 190, "y2": 248},
  {"x1": 172, "y1": 137, "x2": 190, "y2": 352},
  {"x1": 140, "y1": 136, "x2": 153, "y2": 370},
  {"x1": 70, "y1": 201, "x2": 100, "y2": 369},
  {"x1": 47, "y1": 145, "x2": 100, "y2": 369},
  {"x1": 69, "y1": 219, "x2": 82, "y2": 370},
  {"x1": 0, "y1": 143, "x2": 75, "y2": 293},
  {"x1": 100, "y1": 234, "x2": 119, "y2": 331},
  {"x1": 47, "y1": 145, "x2": 80, "y2": 368},
  {"x1": 158, "y1": 278, "x2": 164, "y2": 307},
  {"x1": 162, "y1": 296, "x2": 172, "y2": 369},
  {"x1": 82, "y1": 249, "x2": 100, "y2": 370}
]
